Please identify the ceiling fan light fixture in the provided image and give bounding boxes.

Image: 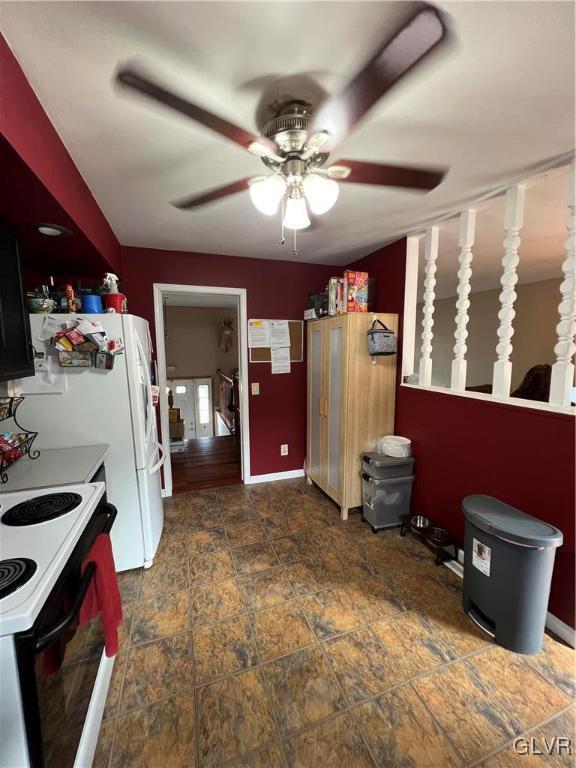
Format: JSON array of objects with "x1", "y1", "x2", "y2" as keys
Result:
[
  {"x1": 249, "y1": 174, "x2": 286, "y2": 215},
  {"x1": 303, "y1": 173, "x2": 339, "y2": 215},
  {"x1": 248, "y1": 140, "x2": 284, "y2": 163},
  {"x1": 283, "y1": 187, "x2": 310, "y2": 230},
  {"x1": 35, "y1": 223, "x2": 73, "y2": 237}
]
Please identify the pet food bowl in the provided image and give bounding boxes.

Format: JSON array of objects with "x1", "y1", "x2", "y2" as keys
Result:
[
  {"x1": 409, "y1": 515, "x2": 430, "y2": 534},
  {"x1": 425, "y1": 526, "x2": 451, "y2": 546}
]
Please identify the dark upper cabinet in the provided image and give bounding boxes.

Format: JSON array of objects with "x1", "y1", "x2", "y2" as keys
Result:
[{"x1": 0, "y1": 222, "x2": 34, "y2": 382}]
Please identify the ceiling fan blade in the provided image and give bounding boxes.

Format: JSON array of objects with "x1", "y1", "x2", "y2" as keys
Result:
[
  {"x1": 311, "y1": 5, "x2": 447, "y2": 148},
  {"x1": 172, "y1": 178, "x2": 254, "y2": 210},
  {"x1": 331, "y1": 160, "x2": 446, "y2": 190},
  {"x1": 116, "y1": 66, "x2": 283, "y2": 160}
]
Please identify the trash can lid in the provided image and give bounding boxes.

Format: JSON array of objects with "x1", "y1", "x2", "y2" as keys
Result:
[
  {"x1": 362, "y1": 452, "x2": 415, "y2": 467},
  {"x1": 462, "y1": 495, "x2": 563, "y2": 548}
]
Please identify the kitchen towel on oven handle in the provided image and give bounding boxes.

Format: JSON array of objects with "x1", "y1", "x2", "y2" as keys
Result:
[
  {"x1": 38, "y1": 503, "x2": 121, "y2": 674},
  {"x1": 79, "y1": 517, "x2": 123, "y2": 657}
]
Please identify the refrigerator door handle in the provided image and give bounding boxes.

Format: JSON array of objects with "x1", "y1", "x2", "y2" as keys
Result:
[
  {"x1": 148, "y1": 442, "x2": 166, "y2": 475},
  {"x1": 135, "y1": 331, "x2": 153, "y2": 448}
]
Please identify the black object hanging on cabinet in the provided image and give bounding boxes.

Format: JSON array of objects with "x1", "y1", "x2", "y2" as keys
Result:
[
  {"x1": 0, "y1": 221, "x2": 35, "y2": 382},
  {"x1": 366, "y1": 318, "x2": 397, "y2": 357}
]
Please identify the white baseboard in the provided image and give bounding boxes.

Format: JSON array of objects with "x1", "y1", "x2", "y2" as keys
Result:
[
  {"x1": 440, "y1": 560, "x2": 575, "y2": 648},
  {"x1": 444, "y1": 559, "x2": 464, "y2": 578},
  {"x1": 245, "y1": 469, "x2": 305, "y2": 485},
  {"x1": 546, "y1": 611, "x2": 576, "y2": 648}
]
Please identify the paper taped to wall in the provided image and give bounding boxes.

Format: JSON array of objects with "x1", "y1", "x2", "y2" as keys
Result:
[
  {"x1": 248, "y1": 320, "x2": 269, "y2": 348},
  {"x1": 269, "y1": 320, "x2": 290, "y2": 349},
  {"x1": 271, "y1": 347, "x2": 291, "y2": 374}
]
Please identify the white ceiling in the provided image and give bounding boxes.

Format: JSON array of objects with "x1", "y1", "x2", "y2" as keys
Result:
[
  {"x1": 2, "y1": 1, "x2": 574, "y2": 265},
  {"x1": 418, "y1": 162, "x2": 571, "y2": 299}
]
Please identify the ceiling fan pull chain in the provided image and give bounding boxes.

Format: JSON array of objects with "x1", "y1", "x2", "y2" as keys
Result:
[
  {"x1": 280, "y1": 197, "x2": 286, "y2": 245},
  {"x1": 291, "y1": 228, "x2": 299, "y2": 258}
]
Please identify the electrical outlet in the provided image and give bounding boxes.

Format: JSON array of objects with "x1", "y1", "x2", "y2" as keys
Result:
[
  {"x1": 280, "y1": 444, "x2": 288, "y2": 456},
  {"x1": 251, "y1": 382, "x2": 260, "y2": 396}
]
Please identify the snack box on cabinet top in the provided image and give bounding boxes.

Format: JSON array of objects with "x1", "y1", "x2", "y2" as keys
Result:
[
  {"x1": 344, "y1": 270, "x2": 369, "y2": 312},
  {"x1": 328, "y1": 277, "x2": 339, "y2": 316}
]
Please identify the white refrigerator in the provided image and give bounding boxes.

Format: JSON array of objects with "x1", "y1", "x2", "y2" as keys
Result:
[{"x1": 14, "y1": 313, "x2": 165, "y2": 571}]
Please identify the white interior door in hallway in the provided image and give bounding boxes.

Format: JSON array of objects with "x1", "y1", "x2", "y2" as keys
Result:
[{"x1": 170, "y1": 378, "x2": 213, "y2": 439}]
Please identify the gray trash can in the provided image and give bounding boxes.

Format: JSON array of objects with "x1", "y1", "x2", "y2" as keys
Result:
[
  {"x1": 361, "y1": 452, "x2": 415, "y2": 531},
  {"x1": 463, "y1": 494, "x2": 563, "y2": 654}
]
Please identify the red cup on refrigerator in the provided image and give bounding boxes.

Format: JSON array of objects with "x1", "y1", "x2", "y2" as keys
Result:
[{"x1": 103, "y1": 293, "x2": 127, "y2": 313}]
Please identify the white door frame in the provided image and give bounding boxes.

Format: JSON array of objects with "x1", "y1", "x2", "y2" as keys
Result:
[{"x1": 153, "y1": 283, "x2": 250, "y2": 497}]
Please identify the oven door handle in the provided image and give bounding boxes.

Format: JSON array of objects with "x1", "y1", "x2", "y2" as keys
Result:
[
  {"x1": 34, "y1": 564, "x2": 96, "y2": 654},
  {"x1": 102, "y1": 503, "x2": 117, "y2": 534}
]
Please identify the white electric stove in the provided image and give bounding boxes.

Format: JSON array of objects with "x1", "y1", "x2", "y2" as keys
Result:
[{"x1": 0, "y1": 483, "x2": 117, "y2": 768}]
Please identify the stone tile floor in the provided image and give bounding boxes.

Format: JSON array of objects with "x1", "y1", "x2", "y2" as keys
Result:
[{"x1": 96, "y1": 479, "x2": 575, "y2": 767}]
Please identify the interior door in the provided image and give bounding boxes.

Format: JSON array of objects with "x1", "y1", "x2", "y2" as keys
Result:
[
  {"x1": 193, "y1": 378, "x2": 213, "y2": 438},
  {"x1": 325, "y1": 316, "x2": 348, "y2": 503},
  {"x1": 307, "y1": 321, "x2": 325, "y2": 488}
]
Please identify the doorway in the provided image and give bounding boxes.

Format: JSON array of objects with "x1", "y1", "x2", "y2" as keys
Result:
[{"x1": 153, "y1": 284, "x2": 250, "y2": 496}]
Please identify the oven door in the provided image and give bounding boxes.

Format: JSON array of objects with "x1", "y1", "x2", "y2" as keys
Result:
[{"x1": 15, "y1": 503, "x2": 117, "y2": 768}]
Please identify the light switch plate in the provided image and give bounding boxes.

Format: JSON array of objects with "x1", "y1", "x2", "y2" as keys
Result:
[
  {"x1": 280, "y1": 444, "x2": 288, "y2": 456},
  {"x1": 251, "y1": 382, "x2": 260, "y2": 395}
]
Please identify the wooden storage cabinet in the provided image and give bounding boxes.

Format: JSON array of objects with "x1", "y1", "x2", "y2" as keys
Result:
[{"x1": 306, "y1": 313, "x2": 398, "y2": 519}]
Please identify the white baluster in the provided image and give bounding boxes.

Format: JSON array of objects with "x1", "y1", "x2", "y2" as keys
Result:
[
  {"x1": 492, "y1": 185, "x2": 526, "y2": 397},
  {"x1": 549, "y1": 160, "x2": 576, "y2": 407},
  {"x1": 451, "y1": 209, "x2": 476, "y2": 390},
  {"x1": 419, "y1": 227, "x2": 439, "y2": 386}
]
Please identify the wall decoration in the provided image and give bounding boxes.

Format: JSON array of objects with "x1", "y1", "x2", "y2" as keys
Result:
[{"x1": 219, "y1": 317, "x2": 235, "y2": 352}]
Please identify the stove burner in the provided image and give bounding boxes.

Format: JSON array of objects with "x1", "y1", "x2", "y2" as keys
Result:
[
  {"x1": 1, "y1": 493, "x2": 82, "y2": 526},
  {"x1": 0, "y1": 558, "x2": 37, "y2": 599}
]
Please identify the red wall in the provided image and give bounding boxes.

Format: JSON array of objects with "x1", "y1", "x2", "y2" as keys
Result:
[
  {"x1": 120, "y1": 246, "x2": 338, "y2": 477},
  {"x1": 1, "y1": 33, "x2": 120, "y2": 273},
  {"x1": 350, "y1": 240, "x2": 575, "y2": 629}
]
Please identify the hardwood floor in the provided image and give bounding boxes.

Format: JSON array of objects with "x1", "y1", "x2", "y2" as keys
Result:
[{"x1": 171, "y1": 435, "x2": 242, "y2": 494}]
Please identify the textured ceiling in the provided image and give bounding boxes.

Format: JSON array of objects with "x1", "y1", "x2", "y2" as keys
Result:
[{"x1": 2, "y1": 1, "x2": 574, "y2": 264}]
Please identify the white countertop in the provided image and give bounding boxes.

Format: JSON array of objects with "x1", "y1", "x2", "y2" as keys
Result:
[{"x1": 0, "y1": 444, "x2": 110, "y2": 492}]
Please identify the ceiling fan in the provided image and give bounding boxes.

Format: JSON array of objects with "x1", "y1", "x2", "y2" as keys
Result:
[{"x1": 116, "y1": 4, "x2": 449, "y2": 249}]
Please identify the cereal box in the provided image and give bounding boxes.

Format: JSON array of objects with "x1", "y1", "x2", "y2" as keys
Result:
[{"x1": 343, "y1": 270, "x2": 369, "y2": 312}]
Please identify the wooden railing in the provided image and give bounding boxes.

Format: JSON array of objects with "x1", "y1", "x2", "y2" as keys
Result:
[
  {"x1": 216, "y1": 369, "x2": 240, "y2": 435},
  {"x1": 403, "y1": 156, "x2": 575, "y2": 411}
]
